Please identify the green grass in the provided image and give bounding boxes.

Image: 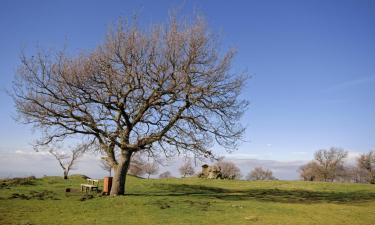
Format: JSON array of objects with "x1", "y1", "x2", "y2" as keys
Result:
[{"x1": 1, "y1": 175, "x2": 375, "y2": 225}]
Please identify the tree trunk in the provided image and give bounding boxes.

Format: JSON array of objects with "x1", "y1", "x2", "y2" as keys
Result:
[
  {"x1": 110, "y1": 150, "x2": 133, "y2": 196},
  {"x1": 63, "y1": 171, "x2": 68, "y2": 179}
]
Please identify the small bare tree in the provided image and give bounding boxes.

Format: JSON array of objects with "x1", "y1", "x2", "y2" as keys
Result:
[
  {"x1": 159, "y1": 171, "x2": 173, "y2": 178},
  {"x1": 128, "y1": 153, "x2": 146, "y2": 177},
  {"x1": 314, "y1": 147, "x2": 348, "y2": 182},
  {"x1": 143, "y1": 161, "x2": 159, "y2": 179},
  {"x1": 299, "y1": 161, "x2": 319, "y2": 181},
  {"x1": 48, "y1": 144, "x2": 87, "y2": 179},
  {"x1": 247, "y1": 167, "x2": 276, "y2": 180},
  {"x1": 215, "y1": 160, "x2": 241, "y2": 179},
  {"x1": 100, "y1": 157, "x2": 113, "y2": 176},
  {"x1": 334, "y1": 165, "x2": 359, "y2": 183},
  {"x1": 179, "y1": 158, "x2": 195, "y2": 177},
  {"x1": 12, "y1": 15, "x2": 248, "y2": 195},
  {"x1": 357, "y1": 151, "x2": 375, "y2": 184},
  {"x1": 350, "y1": 166, "x2": 369, "y2": 183}
]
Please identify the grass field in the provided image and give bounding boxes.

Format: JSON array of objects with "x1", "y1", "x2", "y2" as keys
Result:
[{"x1": 1, "y1": 175, "x2": 375, "y2": 225}]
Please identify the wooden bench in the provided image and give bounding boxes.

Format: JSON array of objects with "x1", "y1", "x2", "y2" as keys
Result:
[{"x1": 80, "y1": 179, "x2": 99, "y2": 192}]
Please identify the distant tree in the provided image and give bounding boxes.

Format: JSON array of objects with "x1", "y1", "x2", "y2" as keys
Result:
[
  {"x1": 128, "y1": 153, "x2": 146, "y2": 177},
  {"x1": 350, "y1": 166, "x2": 369, "y2": 183},
  {"x1": 338, "y1": 163, "x2": 374, "y2": 184},
  {"x1": 143, "y1": 161, "x2": 159, "y2": 179},
  {"x1": 356, "y1": 151, "x2": 375, "y2": 184},
  {"x1": 314, "y1": 147, "x2": 348, "y2": 182},
  {"x1": 48, "y1": 144, "x2": 88, "y2": 179},
  {"x1": 100, "y1": 157, "x2": 113, "y2": 176},
  {"x1": 159, "y1": 171, "x2": 174, "y2": 179},
  {"x1": 215, "y1": 160, "x2": 241, "y2": 179},
  {"x1": 179, "y1": 159, "x2": 195, "y2": 178},
  {"x1": 247, "y1": 167, "x2": 276, "y2": 180},
  {"x1": 299, "y1": 161, "x2": 319, "y2": 181}
]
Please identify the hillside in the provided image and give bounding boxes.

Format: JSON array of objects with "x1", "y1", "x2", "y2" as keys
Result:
[{"x1": 1, "y1": 175, "x2": 375, "y2": 225}]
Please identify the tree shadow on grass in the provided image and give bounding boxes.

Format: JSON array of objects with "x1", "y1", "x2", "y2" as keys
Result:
[{"x1": 127, "y1": 183, "x2": 375, "y2": 204}]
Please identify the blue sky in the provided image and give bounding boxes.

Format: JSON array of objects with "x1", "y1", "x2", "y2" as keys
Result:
[{"x1": 0, "y1": 0, "x2": 374, "y2": 177}]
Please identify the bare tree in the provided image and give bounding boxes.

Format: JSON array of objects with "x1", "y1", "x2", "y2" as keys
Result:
[
  {"x1": 128, "y1": 153, "x2": 146, "y2": 177},
  {"x1": 48, "y1": 144, "x2": 87, "y2": 179},
  {"x1": 179, "y1": 158, "x2": 195, "y2": 177},
  {"x1": 100, "y1": 157, "x2": 113, "y2": 176},
  {"x1": 159, "y1": 171, "x2": 174, "y2": 178},
  {"x1": 215, "y1": 160, "x2": 241, "y2": 179},
  {"x1": 350, "y1": 166, "x2": 369, "y2": 183},
  {"x1": 143, "y1": 161, "x2": 159, "y2": 179},
  {"x1": 12, "y1": 15, "x2": 248, "y2": 195},
  {"x1": 335, "y1": 165, "x2": 359, "y2": 183},
  {"x1": 299, "y1": 161, "x2": 319, "y2": 181},
  {"x1": 314, "y1": 147, "x2": 348, "y2": 182},
  {"x1": 247, "y1": 167, "x2": 276, "y2": 180},
  {"x1": 357, "y1": 151, "x2": 375, "y2": 184}
]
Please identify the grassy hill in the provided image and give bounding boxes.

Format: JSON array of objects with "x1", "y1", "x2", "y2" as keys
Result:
[{"x1": 1, "y1": 175, "x2": 375, "y2": 225}]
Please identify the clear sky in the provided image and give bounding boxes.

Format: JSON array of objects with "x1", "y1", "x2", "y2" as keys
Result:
[{"x1": 0, "y1": 0, "x2": 374, "y2": 178}]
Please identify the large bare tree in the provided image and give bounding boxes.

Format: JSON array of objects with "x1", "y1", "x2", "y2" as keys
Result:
[{"x1": 12, "y1": 16, "x2": 248, "y2": 195}]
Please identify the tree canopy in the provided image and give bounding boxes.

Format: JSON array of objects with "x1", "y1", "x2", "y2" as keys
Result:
[{"x1": 12, "y1": 16, "x2": 248, "y2": 195}]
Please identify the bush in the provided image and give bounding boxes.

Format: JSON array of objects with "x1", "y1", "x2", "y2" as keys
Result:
[{"x1": 246, "y1": 167, "x2": 276, "y2": 180}]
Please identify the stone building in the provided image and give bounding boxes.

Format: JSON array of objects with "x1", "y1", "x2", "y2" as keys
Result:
[{"x1": 198, "y1": 164, "x2": 222, "y2": 179}]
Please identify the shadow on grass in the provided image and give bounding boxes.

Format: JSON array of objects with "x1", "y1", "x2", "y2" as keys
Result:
[{"x1": 127, "y1": 183, "x2": 375, "y2": 204}]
